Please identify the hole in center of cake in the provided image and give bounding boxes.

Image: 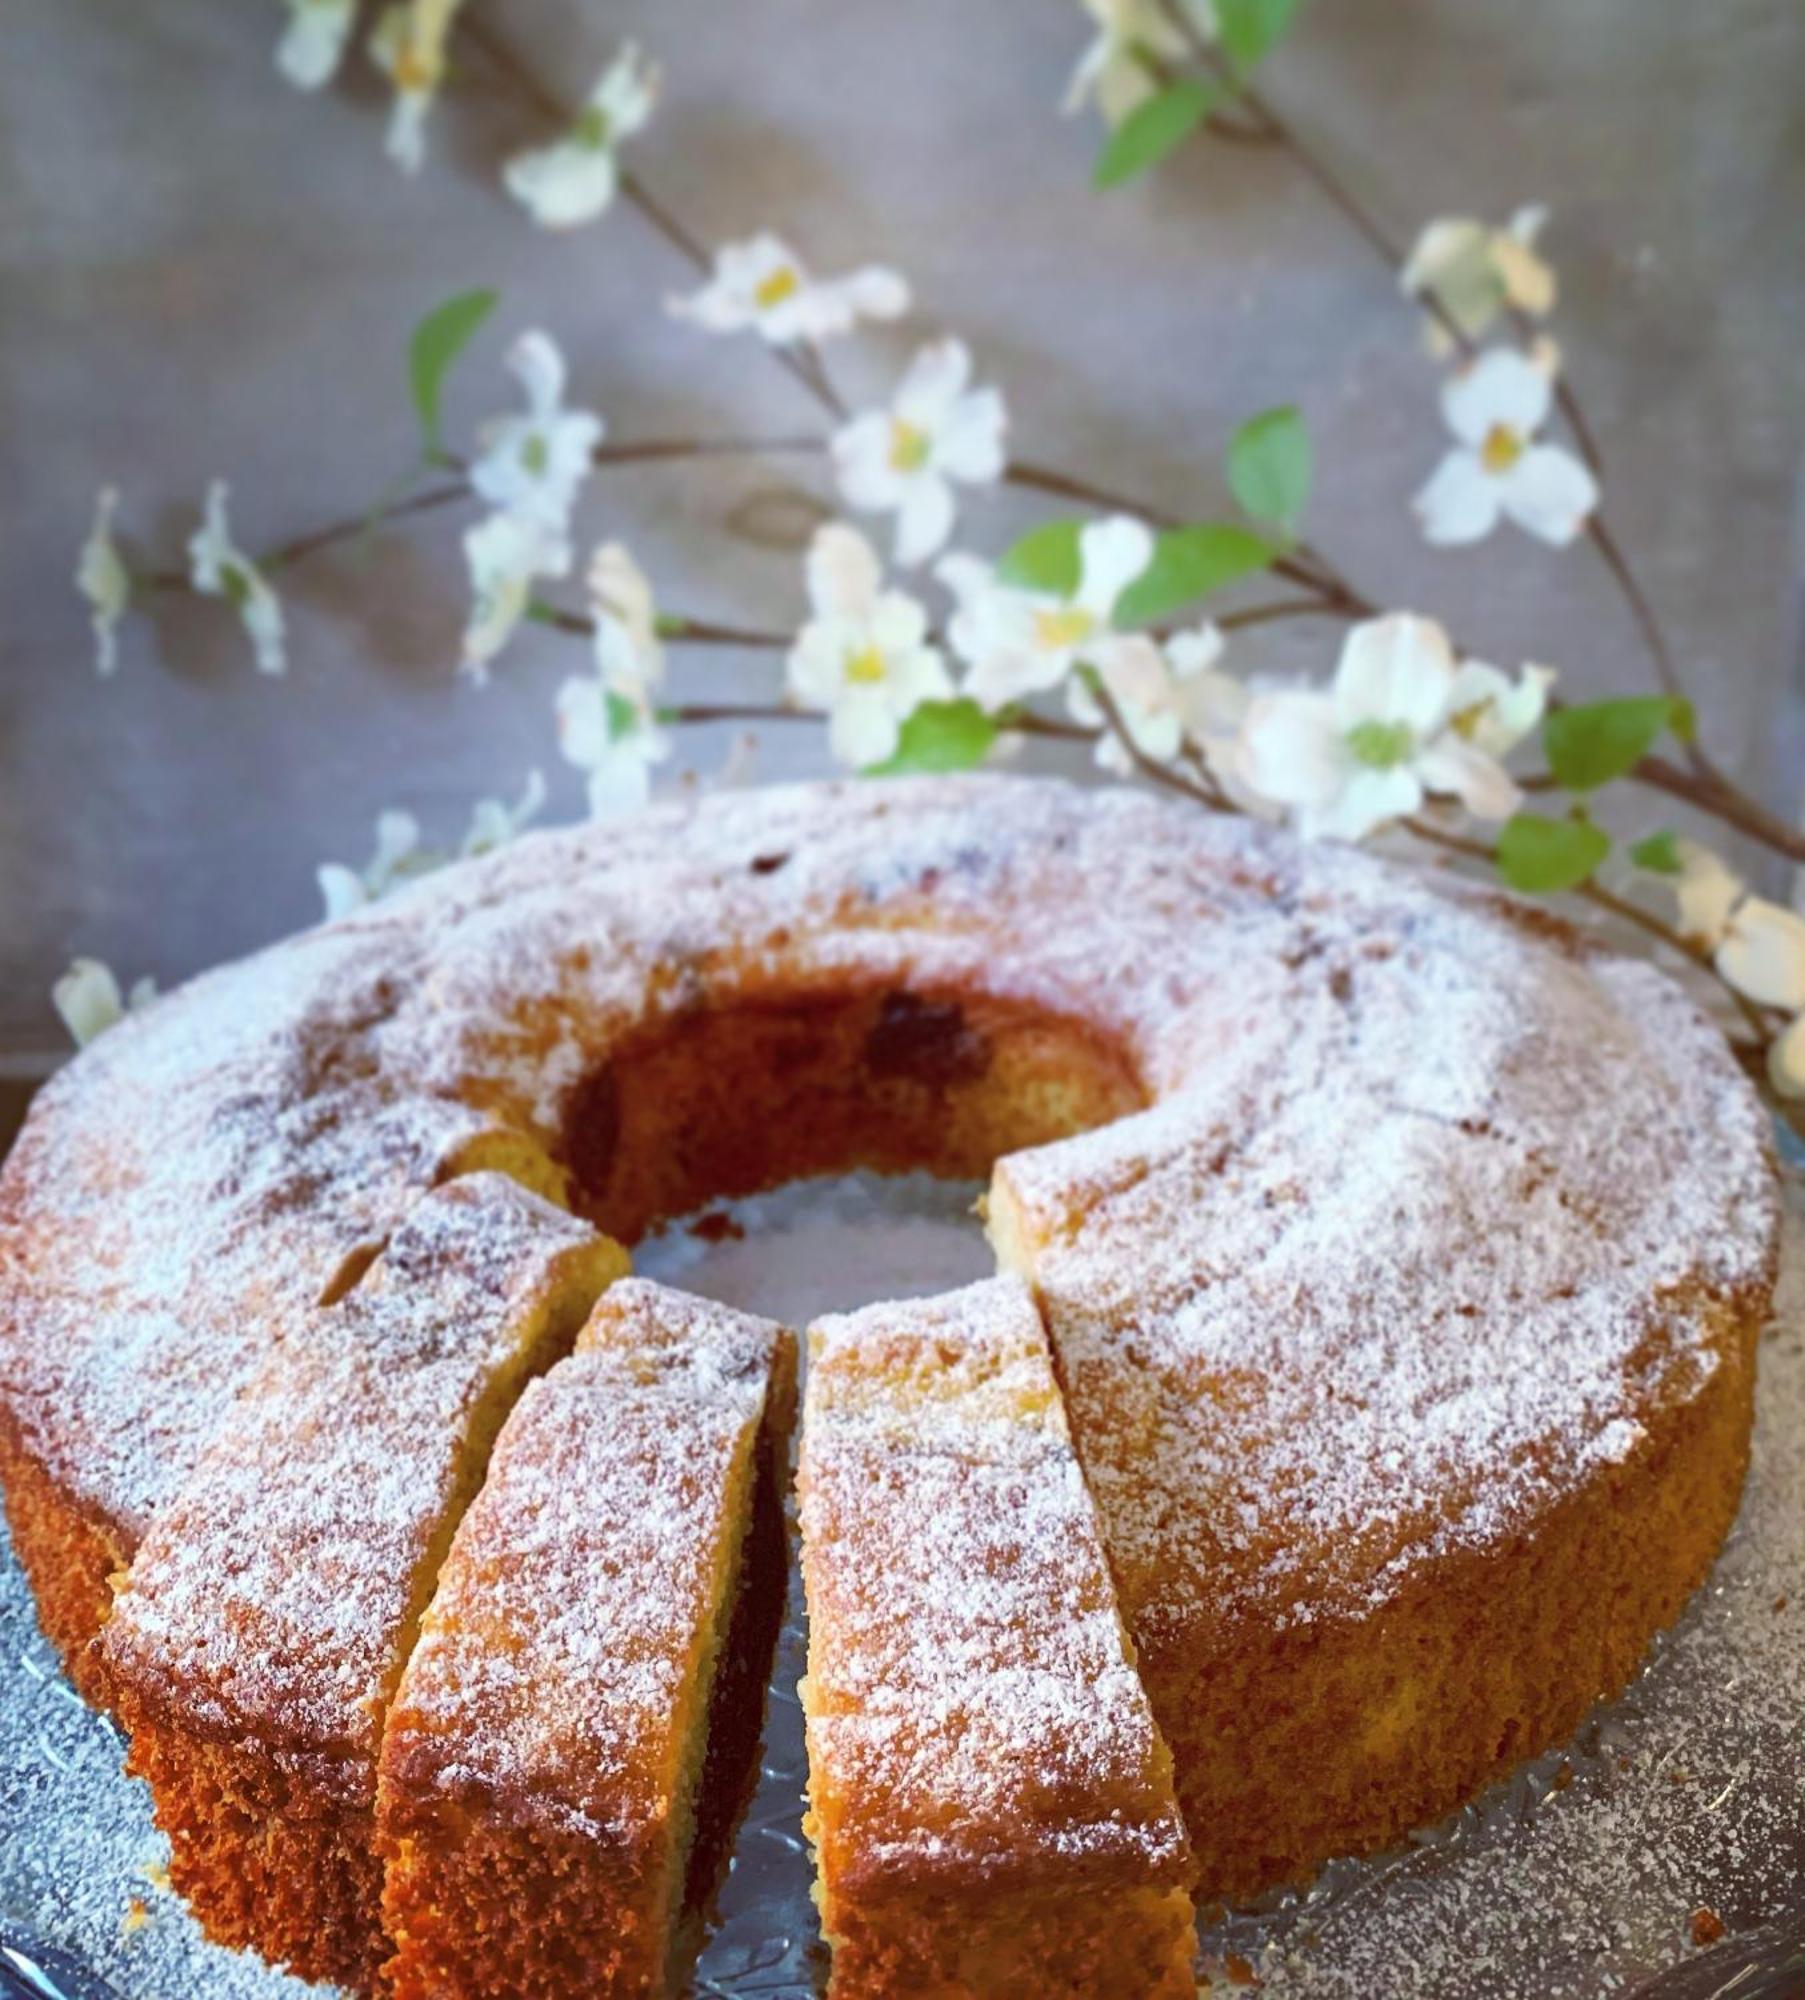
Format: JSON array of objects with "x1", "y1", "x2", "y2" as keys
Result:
[{"x1": 558, "y1": 984, "x2": 1147, "y2": 1247}]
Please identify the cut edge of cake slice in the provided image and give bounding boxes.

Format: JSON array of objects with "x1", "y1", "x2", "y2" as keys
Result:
[
  {"x1": 97, "y1": 1172, "x2": 627, "y2": 1995},
  {"x1": 376, "y1": 1277, "x2": 796, "y2": 2000},
  {"x1": 797, "y1": 1274, "x2": 1197, "y2": 1999}
]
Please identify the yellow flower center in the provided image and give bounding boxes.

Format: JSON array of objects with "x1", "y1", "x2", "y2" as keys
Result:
[
  {"x1": 1480, "y1": 423, "x2": 1524, "y2": 474},
  {"x1": 1448, "y1": 697, "x2": 1491, "y2": 742},
  {"x1": 844, "y1": 645, "x2": 888, "y2": 686},
  {"x1": 1032, "y1": 606, "x2": 1096, "y2": 652},
  {"x1": 754, "y1": 266, "x2": 801, "y2": 310},
  {"x1": 889, "y1": 419, "x2": 932, "y2": 472}
]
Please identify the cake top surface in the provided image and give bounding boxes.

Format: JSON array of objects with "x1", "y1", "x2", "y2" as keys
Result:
[
  {"x1": 0, "y1": 775, "x2": 1778, "y2": 1638},
  {"x1": 800, "y1": 1277, "x2": 1193, "y2": 1892},
  {"x1": 100, "y1": 1175, "x2": 617, "y2": 1763},
  {"x1": 382, "y1": 1279, "x2": 792, "y2": 1841}
]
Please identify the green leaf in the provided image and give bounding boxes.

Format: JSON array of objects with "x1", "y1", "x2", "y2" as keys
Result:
[
  {"x1": 1217, "y1": 0, "x2": 1304, "y2": 73},
  {"x1": 865, "y1": 699, "x2": 999, "y2": 775},
  {"x1": 1496, "y1": 813, "x2": 1611, "y2": 894},
  {"x1": 1543, "y1": 695, "x2": 1684, "y2": 792},
  {"x1": 1093, "y1": 81, "x2": 1219, "y2": 190},
  {"x1": 1630, "y1": 830, "x2": 1684, "y2": 874},
  {"x1": 408, "y1": 287, "x2": 498, "y2": 457},
  {"x1": 1114, "y1": 522, "x2": 1275, "y2": 627},
  {"x1": 997, "y1": 520, "x2": 1082, "y2": 597},
  {"x1": 1226, "y1": 405, "x2": 1312, "y2": 533}
]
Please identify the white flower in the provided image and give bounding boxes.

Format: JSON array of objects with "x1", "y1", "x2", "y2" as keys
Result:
[
  {"x1": 462, "y1": 769, "x2": 547, "y2": 856},
  {"x1": 188, "y1": 481, "x2": 286, "y2": 675},
  {"x1": 1716, "y1": 897, "x2": 1805, "y2": 1014},
  {"x1": 1065, "y1": 622, "x2": 1246, "y2": 780},
  {"x1": 1443, "y1": 658, "x2": 1555, "y2": 759},
  {"x1": 461, "y1": 510, "x2": 569, "y2": 682},
  {"x1": 586, "y1": 542, "x2": 664, "y2": 696},
  {"x1": 1401, "y1": 206, "x2": 1556, "y2": 348},
  {"x1": 1236, "y1": 613, "x2": 1524, "y2": 841},
  {"x1": 1414, "y1": 349, "x2": 1599, "y2": 548},
  {"x1": 52, "y1": 959, "x2": 157, "y2": 1047},
  {"x1": 503, "y1": 44, "x2": 659, "y2": 228},
  {"x1": 317, "y1": 809, "x2": 423, "y2": 919},
  {"x1": 556, "y1": 674, "x2": 669, "y2": 818},
  {"x1": 470, "y1": 331, "x2": 603, "y2": 536},
  {"x1": 76, "y1": 487, "x2": 130, "y2": 677},
  {"x1": 787, "y1": 525, "x2": 952, "y2": 767},
  {"x1": 937, "y1": 514, "x2": 1153, "y2": 712},
  {"x1": 556, "y1": 543, "x2": 671, "y2": 817},
  {"x1": 277, "y1": 0, "x2": 357, "y2": 90},
  {"x1": 1065, "y1": 0, "x2": 1212, "y2": 125},
  {"x1": 831, "y1": 340, "x2": 1007, "y2": 567},
  {"x1": 669, "y1": 234, "x2": 909, "y2": 347},
  {"x1": 369, "y1": 0, "x2": 461, "y2": 174},
  {"x1": 1667, "y1": 840, "x2": 1745, "y2": 949}
]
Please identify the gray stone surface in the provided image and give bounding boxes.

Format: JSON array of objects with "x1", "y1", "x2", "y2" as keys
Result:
[{"x1": 1, "y1": 0, "x2": 1801, "y2": 1075}]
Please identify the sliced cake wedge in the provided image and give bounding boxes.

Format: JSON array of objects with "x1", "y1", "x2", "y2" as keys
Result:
[
  {"x1": 98, "y1": 1172, "x2": 624, "y2": 1994},
  {"x1": 376, "y1": 1278, "x2": 798, "y2": 1999},
  {"x1": 798, "y1": 1275, "x2": 1197, "y2": 1999}
]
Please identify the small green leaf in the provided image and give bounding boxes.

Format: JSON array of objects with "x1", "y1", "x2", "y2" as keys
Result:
[
  {"x1": 1630, "y1": 830, "x2": 1684, "y2": 875},
  {"x1": 1217, "y1": 0, "x2": 1304, "y2": 73},
  {"x1": 865, "y1": 699, "x2": 999, "y2": 775},
  {"x1": 1114, "y1": 522, "x2": 1275, "y2": 627},
  {"x1": 1226, "y1": 405, "x2": 1312, "y2": 533},
  {"x1": 997, "y1": 520, "x2": 1083, "y2": 597},
  {"x1": 408, "y1": 287, "x2": 498, "y2": 458},
  {"x1": 1496, "y1": 813, "x2": 1611, "y2": 894},
  {"x1": 1093, "y1": 81, "x2": 1219, "y2": 190},
  {"x1": 1543, "y1": 695, "x2": 1684, "y2": 792}
]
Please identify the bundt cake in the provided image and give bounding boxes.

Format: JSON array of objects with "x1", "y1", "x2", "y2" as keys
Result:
[
  {"x1": 0, "y1": 773, "x2": 1777, "y2": 1993},
  {"x1": 377, "y1": 1279, "x2": 796, "y2": 1998},
  {"x1": 798, "y1": 1277, "x2": 1197, "y2": 1996}
]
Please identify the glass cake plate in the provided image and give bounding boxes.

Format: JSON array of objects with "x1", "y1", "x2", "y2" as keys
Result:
[{"x1": 2, "y1": 1170, "x2": 1801, "y2": 2000}]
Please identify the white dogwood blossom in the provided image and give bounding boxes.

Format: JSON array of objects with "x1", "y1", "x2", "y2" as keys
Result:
[
  {"x1": 277, "y1": 0, "x2": 357, "y2": 90},
  {"x1": 937, "y1": 515, "x2": 1153, "y2": 712},
  {"x1": 52, "y1": 959, "x2": 158, "y2": 1048},
  {"x1": 1069, "y1": 620, "x2": 1249, "y2": 779},
  {"x1": 556, "y1": 544, "x2": 670, "y2": 817},
  {"x1": 831, "y1": 340, "x2": 1007, "y2": 567},
  {"x1": 317, "y1": 809, "x2": 424, "y2": 919},
  {"x1": 787, "y1": 525, "x2": 951, "y2": 767},
  {"x1": 1414, "y1": 349, "x2": 1599, "y2": 548},
  {"x1": 188, "y1": 480, "x2": 287, "y2": 675},
  {"x1": 1236, "y1": 614, "x2": 1528, "y2": 841},
  {"x1": 1401, "y1": 206, "x2": 1556, "y2": 348},
  {"x1": 470, "y1": 331, "x2": 603, "y2": 535},
  {"x1": 461, "y1": 510, "x2": 569, "y2": 681},
  {"x1": 669, "y1": 234, "x2": 909, "y2": 346},
  {"x1": 369, "y1": 0, "x2": 462, "y2": 173},
  {"x1": 1065, "y1": 0, "x2": 1214, "y2": 125},
  {"x1": 76, "y1": 486, "x2": 130, "y2": 677},
  {"x1": 504, "y1": 44, "x2": 660, "y2": 229},
  {"x1": 461, "y1": 769, "x2": 548, "y2": 856}
]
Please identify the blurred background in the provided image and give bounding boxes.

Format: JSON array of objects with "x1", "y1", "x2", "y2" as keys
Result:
[{"x1": 2, "y1": 0, "x2": 1802, "y2": 1131}]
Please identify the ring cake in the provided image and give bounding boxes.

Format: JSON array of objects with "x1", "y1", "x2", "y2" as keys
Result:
[{"x1": 0, "y1": 773, "x2": 1778, "y2": 1991}]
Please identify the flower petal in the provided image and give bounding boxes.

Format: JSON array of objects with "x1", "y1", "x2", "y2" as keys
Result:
[
  {"x1": 1414, "y1": 449, "x2": 1503, "y2": 546},
  {"x1": 893, "y1": 474, "x2": 957, "y2": 567},
  {"x1": 1441, "y1": 348, "x2": 1552, "y2": 447},
  {"x1": 1332, "y1": 614, "x2": 1457, "y2": 736},
  {"x1": 807, "y1": 523, "x2": 883, "y2": 620},
  {"x1": 1717, "y1": 897, "x2": 1805, "y2": 1012},
  {"x1": 1076, "y1": 514, "x2": 1154, "y2": 619},
  {"x1": 1500, "y1": 444, "x2": 1599, "y2": 546}
]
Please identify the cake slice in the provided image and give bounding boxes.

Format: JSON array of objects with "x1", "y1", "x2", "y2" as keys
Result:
[
  {"x1": 376, "y1": 1278, "x2": 798, "y2": 1999},
  {"x1": 98, "y1": 1172, "x2": 625, "y2": 1994},
  {"x1": 798, "y1": 1276, "x2": 1197, "y2": 1998}
]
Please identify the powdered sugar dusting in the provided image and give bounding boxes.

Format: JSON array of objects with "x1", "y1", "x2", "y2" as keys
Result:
[
  {"x1": 101, "y1": 1175, "x2": 610, "y2": 1766},
  {"x1": 799, "y1": 1277, "x2": 1192, "y2": 1886},
  {"x1": 384, "y1": 1279, "x2": 789, "y2": 1843}
]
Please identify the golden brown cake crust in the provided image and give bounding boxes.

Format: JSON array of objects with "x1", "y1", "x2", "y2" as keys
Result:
[{"x1": 0, "y1": 773, "x2": 1780, "y2": 1960}]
